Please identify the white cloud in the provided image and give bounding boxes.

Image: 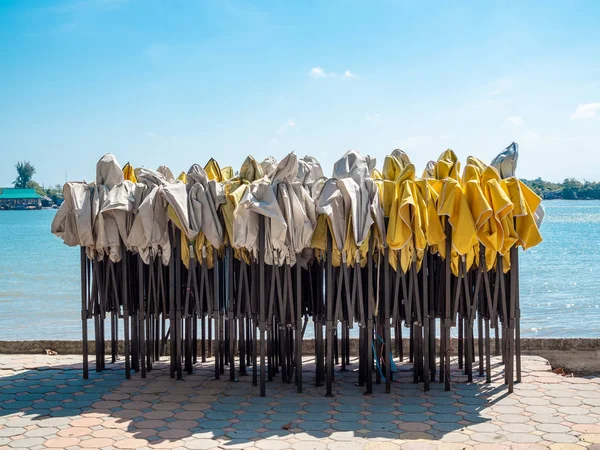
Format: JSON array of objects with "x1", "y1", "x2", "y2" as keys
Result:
[
  {"x1": 523, "y1": 130, "x2": 540, "y2": 143},
  {"x1": 309, "y1": 67, "x2": 325, "y2": 78},
  {"x1": 275, "y1": 119, "x2": 297, "y2": 136},
  {"x1": 309, "y1": 67, "x2": 357, "y2": 79},
  {"x1": 507, "y1": 115, "x2": 525, "y2": 127},
  {"x1": 270, "y1": 138, "x2": 279, "y2": 145},
  {"x1": 488, "y1": 78, "x2": 513, "y2": 96},
  {"x1": 365, "y1": 113, "x2": 382, "y2": 123},
  {"x1": 571, "y1": 103, "x2": 600, "y2": 120},
  {"x1": 147, "y1": 131, "x2": 156, "y2": 138}
]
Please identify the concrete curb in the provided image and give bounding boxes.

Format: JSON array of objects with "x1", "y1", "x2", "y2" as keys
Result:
[{"x1": 1, "y1": 338, "x2": 598, "y2": 374}]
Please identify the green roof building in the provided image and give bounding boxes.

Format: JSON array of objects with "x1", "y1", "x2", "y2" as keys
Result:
[{"x1": 0, "y1": 188, "x2": 43, "y2": 210}]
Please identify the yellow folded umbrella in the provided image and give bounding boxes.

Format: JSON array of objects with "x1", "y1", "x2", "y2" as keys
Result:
[
  {"x1": 462, "y1": 163, "x2": 493, "y2": 271},
  {"x1": 479, "y1": 166, "x2": 514, "y2": 271},
  {"x1": 122, "y1": 162, "x2": 137, "y2": 183},
  {"x1": 432, "y1": 150, "x2": 477, "y2": 275}
]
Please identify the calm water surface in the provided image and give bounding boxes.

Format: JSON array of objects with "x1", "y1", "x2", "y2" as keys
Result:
[{"x1": 0, "y1": 201, "x2": 598, "y2": 339}]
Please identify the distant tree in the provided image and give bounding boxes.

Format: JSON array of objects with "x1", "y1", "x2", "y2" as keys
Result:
[
  {"x1": 521, "y1": 178, "x2": 562, "y2": 199},
  {"x1": 13, "y1": 161, "x2": 36, "y2": 188},
  {"x1": 562, "y1": 178, "x2": 583, "y2": 200},
  {"x1": 26, "y1": 180, "x2": 46, "y2": 197},
  {"x1": 45, "y1": 184, "x2": 64, "y2": 203}
]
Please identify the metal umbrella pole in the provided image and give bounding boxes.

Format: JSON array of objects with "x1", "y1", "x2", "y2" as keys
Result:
[
  {"x1": 295, "y1": 254, "x2": 303, "y2": 393},
  {"x1": 227, "y1": 245, "x2": 235, "y2": 382},
  {"x1": 80, "y1": 248, "x2": 89, "y2": 379},
  {"x1": 422, "y1": 245, "x2": 430, "y2": 391},
  {"x1": 325, "y1": 229, "x2": 334, "y2": 397},
  {"x1": 121, "y1": 246, "x2": 131, "y2": 379},
  {"x1": 383, "y1": 243, "x2": 391, "y2": 393},
  {"x1": 365, "y1": 232, "x2": 374, "y2": 394},
  {"x1": 513, "y1": 245, "x2": 521, "y2": 383},
  {"x1": 443, "y1": 219, "x2": 452, "y2": 391},
  {"x1": 258, "y1": 214, "x2": 267, "y2": 396}
]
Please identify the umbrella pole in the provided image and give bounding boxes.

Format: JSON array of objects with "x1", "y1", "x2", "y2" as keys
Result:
[
  {"x1": 184, "y1": 315, "x2": 192, "y2": 374},
  {"x1": 239, "y1": 314, "x2": 246, "y2": 376},
  {"x1": 214, "y1": 249, "x2": 221, "y2": 380},
  {"x1": 247, "y1": 316, "x2": 252, "y2": 367},
  {"x1": 279, "y1": 266, "x2": 288, "y2": 382},
  {"x1": 193, "y1": 313, "x2": 198, "y2": 365},
  {"x1": 429, "y1": 252, "x2": 436, "y2": 382},
  {"x1": 237, "y1": 259, "x2": 247, "y2": 377},
  {"x1": 80, "y1": 248, "x2": 89, "y2": 379},
  {"x1": 227, "y1": 246, "x2": 235, "y2": 382},
  {"x1": 295, "y1": 255, "x2": 303, "y2": 393},
  {"x1": 137, "y1": 254, "x2": 146, "y2": 378},
  {"x1": 365, "y1": 232, "x2": 374, "y2": 394},
  {"x1": 155, "y1": 261, "x2": 161, "y2": 361},
  {"x1": 315, "y1": 274, "x2": 324, "y2": 388},
  {"x1": 251, "y1": 256, "x2": 258, "y2": 386},
  {"x1": 201, "y1": 314, "x2": 206, "y2": 362},
  {"x1": 325, "y1": 230, "x2": 334, "y2": 397},
  {"x1": 339, "y1": 325, "x2": 344, "y2": 370},
  {"x1": 463, "y1": 265, "x2": 473, "y2": 383},
  {"x1": 111, "y1": 299, "x2": 117, "y2": 364},
  {"x1": 101, "y1": 259, "x2": 109, "y2": 371},
  {"x1": 398, "y1": 324, "x2": 403, "y2": 362},
  {"x1": 130, "y1": 260, "x2": 138, "y2": 372},
  {"x1": 346, "y1": 322, "x2": 350, "y2": 366},
  {"x1": 219, "y1": 258, "x2": 226, "y2": 376},
  {"x1": 409, "y1": 323, "x2": 414, "y2": 363},
  {"x1": 175, "y1": 232, "x2": 183, "y2": 380},
  {"x1": 383, "y1": 245, "x2": 391, "y2": 393},
  {"x1": 147, "y1": 260, "x2": 154, "y2": 373},
  {"x1": 258, "y1": 215, "x2": 267, "y2": 396},
  {"x1": 208, "y1": 315, "x2": 213, "y2": 359},
  {"x1": 422, "y1": 247, "x2": 430, "y2": 391},
  {"x1": 438, "y1": 256, "x2": 445, "y2": 384},
  {"x1": 358, "y1": 324, "x2": 365, "y2": 386},
  {"x1": 444, "y1": 220, "x2": 452, "y2": 391},
  {"x1": 494, "y1": 315, "x2": 500, "y2": 356},
  {"x1": 267, "y1": 320, "x2": 273, "y2": 381},
  {"x1": 514, "y1": 247, "x2": 521, "y2": 383},
  {"x1": 478, "y1": 306, "x2": 484, "y2": 377},
  {"x1": 461, "y1": 261, "x2": 471, "y2": 382},
  {"x1": 458, "y1": 315, "x2": 463, "y2": 370},
  {"x1": 161, "y1": 264, "x2": 166, "y2": 358},
  {"x1": 92, "y1": 259, "x2": 101, "y2": 372},
  {"x1": 168, "y1": 230, "x2": 176, "y2": 378},
  {"x1": 497, "y1": 256, "x2": 509, "y2": 386},
  {"x1": 334, "y1": 327, "x2": 339, "y2": 367},
  {"x1": 508, "y1": 246, "x2": 517, "y2": 393},
  {"x1": 121, "y1": 249, "x2": 131, "y2": 379},
  {"x1": 394, "y1": 320, "x2": 400, "y2": 359}
]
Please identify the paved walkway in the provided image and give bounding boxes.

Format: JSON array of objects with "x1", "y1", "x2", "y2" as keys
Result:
[{"x1": 0, "y1": 354, "x2": 599, "y2": 450}]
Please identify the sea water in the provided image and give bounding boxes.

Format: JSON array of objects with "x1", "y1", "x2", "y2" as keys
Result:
[{"x1": 0, "y1": 201, "x2": 598, "y2": 340}]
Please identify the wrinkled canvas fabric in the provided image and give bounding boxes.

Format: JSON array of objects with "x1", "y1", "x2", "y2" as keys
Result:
[{"x1": 52, "y1": 144, "x2": 543, "y2": 274}]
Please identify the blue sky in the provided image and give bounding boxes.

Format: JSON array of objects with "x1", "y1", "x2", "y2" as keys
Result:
[{"x1": 1, "y1": 0, "x2": 599, "y2": 187}]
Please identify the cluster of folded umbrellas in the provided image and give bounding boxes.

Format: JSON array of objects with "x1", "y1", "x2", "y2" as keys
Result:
[{"x1": 51, "y1": 142, "x2": 543, "y2": 397}]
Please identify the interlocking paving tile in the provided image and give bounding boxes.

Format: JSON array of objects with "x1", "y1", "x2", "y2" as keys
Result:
[{"x1": 0, "y1": 354, "x2": 596, "y2": 449}]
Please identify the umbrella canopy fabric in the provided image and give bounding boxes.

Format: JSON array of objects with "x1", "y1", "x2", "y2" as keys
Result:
[{"x1": 52, "y1": 145, "x2": 543, "y2": 271}]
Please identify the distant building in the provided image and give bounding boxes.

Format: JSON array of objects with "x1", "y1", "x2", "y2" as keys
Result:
[
  {"x1": 41, "y1": 195, "x2": 54, "y2": 208},
  {"x1": 0, "y1": 188, "x2": 43, "y2": 210}
]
